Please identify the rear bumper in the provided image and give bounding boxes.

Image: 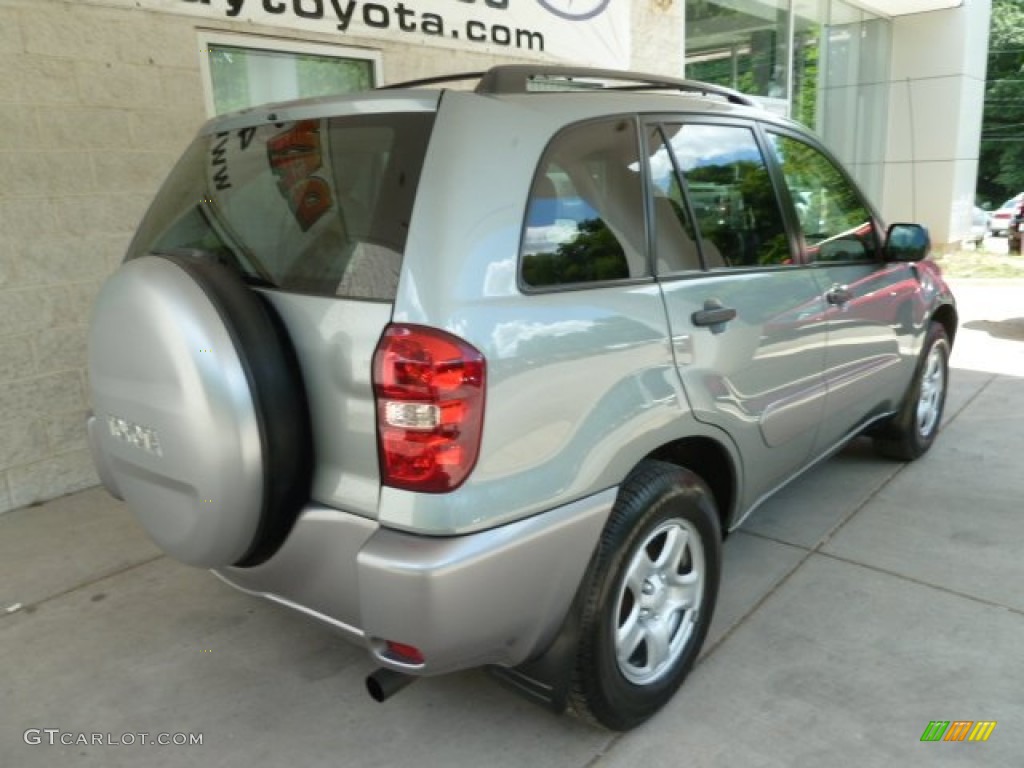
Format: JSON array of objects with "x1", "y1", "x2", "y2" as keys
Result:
[{"x1": 214, "y1": 488, "x2": 613, "y2": 675}]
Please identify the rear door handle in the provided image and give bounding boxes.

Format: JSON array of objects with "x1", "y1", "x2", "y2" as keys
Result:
[
  {"x1": 692, "y1": 299, "x2": 737, "y2": 333},
  {"x1": 826, "y1": 285, "x2": 853, "y2": 306}
]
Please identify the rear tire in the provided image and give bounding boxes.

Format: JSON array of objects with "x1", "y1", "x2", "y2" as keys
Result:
[
  {"x1": 873, "y1": 322, "x2": 949, "y2": 461},
  {"x1": 569, "y1": 461, "x2": 721, "y2": 731}
]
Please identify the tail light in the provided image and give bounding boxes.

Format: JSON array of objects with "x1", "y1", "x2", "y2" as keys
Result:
[
  {"x1": 383, "y1": 640, "x2": 425, "y2": 666},
  {"x1": 372, "y1": 324, "x2": 485, "y2": 493}
]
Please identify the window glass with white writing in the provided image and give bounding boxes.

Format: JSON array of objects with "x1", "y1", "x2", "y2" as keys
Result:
[{"x1": 126, "y1": 113, "x2": 434, "y2": 300}]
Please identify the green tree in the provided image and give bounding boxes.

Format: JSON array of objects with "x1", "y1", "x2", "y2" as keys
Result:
[
  {"x1": 522, "y1": 219, "x2": 629, "y2": 286},
  {"x1": 979, "y1": 0, "x2": 1024, "y2": 204}
]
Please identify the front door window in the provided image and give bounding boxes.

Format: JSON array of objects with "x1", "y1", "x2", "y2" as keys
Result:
[{"x1": 767, "y1": 133, "x2": 879, "y2": 263}]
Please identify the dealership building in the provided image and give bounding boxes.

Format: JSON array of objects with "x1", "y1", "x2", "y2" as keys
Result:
[{"x1": 0, "y1": 0, "x2": 992, "y2": 512}]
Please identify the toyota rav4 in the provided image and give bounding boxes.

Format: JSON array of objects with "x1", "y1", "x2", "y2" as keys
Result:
[{"x1": 87, "y1": 65, "x2": 957, "y2": 730}]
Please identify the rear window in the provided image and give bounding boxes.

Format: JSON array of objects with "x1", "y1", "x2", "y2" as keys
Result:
[{"x1": 127, "y1": 112, "x2": 435, "y2": 300}]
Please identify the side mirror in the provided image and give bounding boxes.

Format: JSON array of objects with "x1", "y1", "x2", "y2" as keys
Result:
[{"x1": 885, "y1": 223, "x2": 930, "y2": 262}]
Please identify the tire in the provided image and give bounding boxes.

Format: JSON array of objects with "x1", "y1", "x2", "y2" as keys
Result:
[
  {"x1": 88, "y1": 252, "x2": 313, "y2": 568},
  {"x1": 569, "y1": 460, "x2": 721, "y2": 731},
  {"x1": 873, "y1": 322, "x2": 949, "y2": 461}
]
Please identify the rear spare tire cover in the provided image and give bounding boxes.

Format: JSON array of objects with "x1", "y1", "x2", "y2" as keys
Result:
[{"x1": 88, "y1": 253, "x2": 312, "y2": 568}]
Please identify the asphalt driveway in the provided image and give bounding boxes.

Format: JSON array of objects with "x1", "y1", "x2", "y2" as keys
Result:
[{"x1": 2, "y1": 279, "x2": 1021, "y2": 767}]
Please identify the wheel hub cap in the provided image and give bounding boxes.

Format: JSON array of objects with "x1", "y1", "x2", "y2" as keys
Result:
[
  {"x1": 916, "y1": 344, "x2": 945, "y2": 437},
  {"x1": 614, "y1": 518, "x2": 705, "y2": 686}
]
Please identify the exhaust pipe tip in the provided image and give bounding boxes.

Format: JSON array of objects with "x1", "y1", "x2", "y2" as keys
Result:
[{"x1": 366, "y1": 667, "x2": 416, "y2": 702}]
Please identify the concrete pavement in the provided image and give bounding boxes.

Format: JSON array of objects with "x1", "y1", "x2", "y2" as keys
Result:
[{"x1": 2, "y1": 279, "x2": 1022, "y2": 767}]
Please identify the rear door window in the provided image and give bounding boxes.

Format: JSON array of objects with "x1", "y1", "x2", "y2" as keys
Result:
[{"x1": 127, "y1": 112, "x2": 435, "y2": 300}]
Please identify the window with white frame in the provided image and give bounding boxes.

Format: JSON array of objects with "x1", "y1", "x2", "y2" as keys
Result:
[{"x1": 198, "y1": 33, "x2": 381, "y2": 117}]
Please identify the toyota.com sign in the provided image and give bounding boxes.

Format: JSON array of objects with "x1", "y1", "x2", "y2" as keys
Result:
[{"x1": 83, "y1": 0, "x2": 632, "y2": 68}]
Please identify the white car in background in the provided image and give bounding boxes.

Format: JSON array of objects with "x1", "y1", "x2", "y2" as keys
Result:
[{"x1": 989, "y1": 194, "x2": 1023, "y2": 235}]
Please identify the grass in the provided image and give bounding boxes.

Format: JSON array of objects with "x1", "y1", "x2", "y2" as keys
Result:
[{"x1": 932, "y1": 240, "x2": 1024, "y2": 279}]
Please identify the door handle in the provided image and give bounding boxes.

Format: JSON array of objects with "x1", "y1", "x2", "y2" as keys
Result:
[
  {"x1": 826, "y1": 285, "x2": 853, "y2": 306},
  {"x1": 692, "y1": 298, "x2": 737, "y2": 333}
]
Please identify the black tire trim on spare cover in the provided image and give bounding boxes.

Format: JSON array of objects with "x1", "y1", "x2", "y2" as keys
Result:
[{"x1": 160, "y1": 252, "x2": 313, "y2": 567}]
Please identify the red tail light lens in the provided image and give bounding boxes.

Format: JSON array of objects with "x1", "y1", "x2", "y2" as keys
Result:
[
  {"x1": 373, "y1": 324, "x2": 485, "y2": 493},
  {"x1": 384, "y1": 640, "x2": 425, "y2": 665}
]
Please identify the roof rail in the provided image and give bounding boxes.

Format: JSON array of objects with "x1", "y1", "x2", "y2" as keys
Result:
[
  {"x1": 476, "y1": 65, "x2": 758, "y2": 106},
  {"x1": 380, "y1": 66, "x2": 759, "y2": 107},
  {"x1": 378, "y1": 72, "x2": 486, "y2": 90}
]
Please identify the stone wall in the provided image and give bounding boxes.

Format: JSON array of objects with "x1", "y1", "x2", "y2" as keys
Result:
[
  {"x1": 0, "y1": 1, "x2": 207, "y2": 513},
  {"x1": 631, "y1": 0, "x2": 685, "y2": 76}
]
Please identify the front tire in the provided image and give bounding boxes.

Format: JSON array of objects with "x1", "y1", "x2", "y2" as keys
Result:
[
  {"x1": 873, "y1": 322, "x2": 950, "y2": 460},
  {"x1": 569, "y1": 461, "x2": 721, "y2": 731}
]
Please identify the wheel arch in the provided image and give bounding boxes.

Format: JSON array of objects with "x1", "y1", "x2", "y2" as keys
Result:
[
  {"x1": 644, "y1": 435, "x2": 737, "y2": 534},
  {"x1": 491, "y1": 439, "x2": 736, "y2": 718},
  {"x1": 931, "y1": 301, "x2": 958, "y2": 347}
]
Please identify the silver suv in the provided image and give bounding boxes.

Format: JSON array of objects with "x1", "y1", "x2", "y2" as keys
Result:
[{"x1": 87, "y1": 66, "x2": 956, "y2": 730}]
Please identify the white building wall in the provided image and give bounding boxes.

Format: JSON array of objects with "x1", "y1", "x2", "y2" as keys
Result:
[{"x1": 881, "y1": 0, "x2": 990, "y2": 246}]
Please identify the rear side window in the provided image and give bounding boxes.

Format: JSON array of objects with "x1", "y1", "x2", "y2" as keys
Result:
[
  {"x1": 520, "y1": 118, "x2": 648, "y2": 289},
  {"x1": 127, "y1": 113, "x2": 435, "y2": 300}
]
